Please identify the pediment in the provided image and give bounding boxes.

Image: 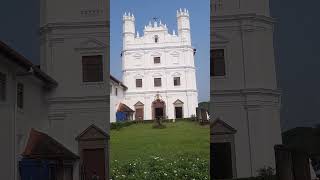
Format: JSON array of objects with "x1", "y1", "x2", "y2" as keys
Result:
[
  {"x1": 134, "y1": 101, "x2": 144, "y2": 106},
  {"x1": 212, "y1": 33, "x2": 229, "y2": 44},
  {"x1": 172, "y1": 72, "x2": 182, "y2": 77},
  {"x1": 173, "y1": 99, "x2": 184, "y2": 105},
  {"x1": 152, "y1": 73, "x2": 162, "y2": 77},
  {"x1": 76, "y1": 124, "x2": 109, "y2": 141},
  {"x1": 170, "y1": 51, "x2": 180, "y2": 57},
  {"x1": 151, "y1": 51, "x2": 162, "y2": 57},
  {"x1": 134, "y1": 73, "x2": 144, "y2": 78},
  {"x1": 211, "y1": 118, "x2": 236, "y2": 135},
  {"x1": 75, "y1": 38, "x2": 106, "y2": 51},
  {"x1": 133, "y1": 53, "x2": 143, "y2": 58}
]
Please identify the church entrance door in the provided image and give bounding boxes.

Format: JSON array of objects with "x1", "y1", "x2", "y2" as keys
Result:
[
  {"x1": 155, "y1": 108, "x2": 164, "y2": 119},
  {"x1": 83, "y1": 148, "x2": 105, "y2": 180},
  {"x1": 135, "y1": 108, "x2": 144, "y2": 121},
  {"x1": 152, "y1": 99, "x2": 166, "y2": 119},
  {"x1": 211, "y1": 142, "x2": 233, "y2": 179},
  {"x1": 175, "y1": 107, "x2": 183, "y2": 119}
]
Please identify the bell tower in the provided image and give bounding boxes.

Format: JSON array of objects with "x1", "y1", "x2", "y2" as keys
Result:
[
  {"x1": 210, "y1": 0, "x2": 282, "y2": 178},
  {"x1": 122, "y1": 12, "x2": 135, "y2": 49},
  {"x1": 177, "y1": 8, "x2": 191, "y2": 45}
]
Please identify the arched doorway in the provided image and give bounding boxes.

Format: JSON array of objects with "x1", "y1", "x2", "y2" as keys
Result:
[{"x1": 152, "y1": 99, "x2": 166, "y2": 120}]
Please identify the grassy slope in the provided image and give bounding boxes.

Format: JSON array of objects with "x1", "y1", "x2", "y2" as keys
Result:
[{"x1": 110, "y1": 121, "x2": 209, "y2": 162}]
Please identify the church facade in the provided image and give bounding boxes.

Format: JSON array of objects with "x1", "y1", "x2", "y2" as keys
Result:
[
  {"x1": 113, "y1": 9, "x2": 198, "y2": 121},
  {"x1": 210, "y1": 0, "x2": 282, "y2": 179}
]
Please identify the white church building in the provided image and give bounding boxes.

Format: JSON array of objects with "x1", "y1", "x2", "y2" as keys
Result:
[{"x1": 110, "y1": 9, "x2": 199, "y2": 122}]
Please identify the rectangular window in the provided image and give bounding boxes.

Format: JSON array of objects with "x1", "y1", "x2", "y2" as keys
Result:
[
  {"x1": 115, "y1": 88, "x2": 118, "y2": 96},
  {"x1": 0, "y1": 72, "x2": 6, "y2": 101},
  {"x1": 82, "y1": 55, "x2": 103, "y2": 82},
  {"x1": 17, "y1": 83, "x2": 24, "y2": 109},
  {"x1": 154, "y1": 78, "x2": 162, "y2": 87},
  {"x1": 174, "y1": 77, "x2": 181, "y2": 86},
  {"x1": 136, "y1": 79, "x2": 142, "y2": 88},
  {"x1": 211, "y1": 49, "x2": 226, "y2": 76},
  {"x1": 154, "y1": 57, "x2": 161, "y2": 64}
]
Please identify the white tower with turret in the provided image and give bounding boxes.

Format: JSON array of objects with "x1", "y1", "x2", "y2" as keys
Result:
[
  {"x1": 210, "y1": 0, "x2": 282, "y2": 179},
  {"x1": 120, "y1": 9, "x2": 198, "y2": 121},
  {"x1": 177, "y1": 8, "x2": 191, "y2": 45},
  {"x1": 122, "y1": 12, "x2": 135, "y2": 48}
]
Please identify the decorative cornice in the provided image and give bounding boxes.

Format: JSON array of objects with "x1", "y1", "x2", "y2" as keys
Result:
[
  {"x1": 48, "y1": 96, "x2": 109, "y2": 103},
  {"x1": 211, "y1": 88, "x2": 281, "y2": 96},
  {"x1": 126, "y1": 89, "x2": 197, "y2": 95},
  {"x1": 40, "y1": 21, "x2": 108, "y2": 35},
  {"x1": 213, "y1": 13, "x2": 276, "y2": 24},
  {"x1": 123, "y1": 66, "x2": 195, "y2": 72},
  {"x1": 122, "y1": 45, "x2": 194, "y2": 53}
]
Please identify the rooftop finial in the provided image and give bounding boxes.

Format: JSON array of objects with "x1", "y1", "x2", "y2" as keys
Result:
[
  {"x1": 173, "y1": 30, "x2": 176, "y2": 35},
  {"x1": 128, "y1": 12, "x2": 131, "y2": 16},
  {"x1": 180, "y1": 8, "x2": 182, "y2": 12},
  {"x1": 136, "y1": 31, "x2": 140, "y2": 37},
  {"x1": 184, "y1": 8, "x2": 186, "y2": 12},
  {"x1": 124, "y1": 12, "x2": 127, "y2": 16}
]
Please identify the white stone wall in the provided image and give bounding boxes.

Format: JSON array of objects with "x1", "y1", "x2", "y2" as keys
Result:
[
  {"x1": 40, "y1": 1, "x2": 109, "y2": 179},
  {"x1": 212, "y1": 0, "x2": 270, "y2": 16},
  {"x1": 122, "y1": 9, "x2": 198, "y2": 120},
  {"x1": 0, "y1": 55, "x2": 50, "y2": 180},
  {"x1": 211, "y1": 0, "x2": 282, "y2": 178},
  {"x1": 110, "y1": 78, "x2": 126, "y2": 123}
]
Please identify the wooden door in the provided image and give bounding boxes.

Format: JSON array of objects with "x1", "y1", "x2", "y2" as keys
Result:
[
  {"x1": 83, "y1": 148, "x2": 105, "y2": 180},
  {"x1": 155, "y1": 108, "x2": 164, "y2": 119},
  {"x1": 175, "y1": 107, "x2": 183, "y2": 119},
  {"x1": 211, "y1": 143, "x2": 233, "y2": 179},
  {"x1": 135, "y1": 108, "x2": 144, "y2": 120}
]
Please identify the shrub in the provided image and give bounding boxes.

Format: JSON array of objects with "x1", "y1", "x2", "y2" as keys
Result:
[
  {"x1": 111, "y1": 153, "x2": 209, "y2": 180},
  {"x1": 152, "y1": 123, "x2": 167, "y2": 129},
  {"x1": 152, "y1": 118, "x2": 167, "y2": 129},
  {"x1": 110, "y1": 121, "x2": 135, "y2": 130}
]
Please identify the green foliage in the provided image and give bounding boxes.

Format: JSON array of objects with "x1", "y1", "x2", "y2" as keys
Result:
[
  {"x1": 256, "y1": 166, "x2": 275, "y2": 180},
  {"x1": 198, "y1": 101, "x2": 210, "y2": 112},
  {"x1": 110, "y1": 153, "x2": 209, "y2": 180},
  {"x1": 152, "y1": 123, "x2": 167, "y2": 129},
  {"x1": 152, "y1": 118, "x2": 167, "y2": 129},
  {"x1": 110, "y1": 121, "x2": 135, "y2": 130},
  {"x1": 110, "y1": 121, "x2": 209, "y2": 162}
]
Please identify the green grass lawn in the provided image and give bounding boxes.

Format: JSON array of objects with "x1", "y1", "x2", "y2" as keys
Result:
[{"x1": 110, "y1": 121, "x2": 210, "y2": 163}]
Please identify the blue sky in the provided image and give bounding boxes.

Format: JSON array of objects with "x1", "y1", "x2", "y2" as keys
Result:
[{"x1": 110, "y1": 0, "x2": 210, "y2": 102}]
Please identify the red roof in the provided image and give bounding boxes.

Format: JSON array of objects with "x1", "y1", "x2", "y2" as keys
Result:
[
  {"x1": 117, "y1": 103, "x2": 134, "y2": 112},
  {"x1": 22, "y1": 129, "x2": 79, "y2": 160}
]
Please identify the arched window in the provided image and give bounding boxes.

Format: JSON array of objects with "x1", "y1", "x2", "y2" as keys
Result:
[{"x1": 154, "y1": 35, "x2": 159, "y2": 43}]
